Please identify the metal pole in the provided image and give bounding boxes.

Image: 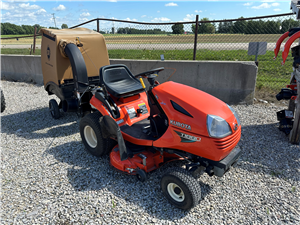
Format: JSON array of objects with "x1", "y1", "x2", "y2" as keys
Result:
[
  {"x1": 97, "y1": 19, "x2": 99, "y2": 32},
  {"x1": 33, "y1": 27, "x2": 37, "y2": 54},
  {"x1": 193, "y1": 15, "x2": 199, "y2": 60},
  {"x1": 52, "y1": 13, "x2": 57, "y2": 28},
  {"x1": 255, "y1": 42, "x2": 259, "y2": 66}
]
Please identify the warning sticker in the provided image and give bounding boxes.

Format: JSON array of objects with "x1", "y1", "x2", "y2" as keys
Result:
[
  {"x1": 138, "y1": 103, "x2": 148, "y2": 114},
  {"x1": 127, "y1": 107, "x2": 137, "y2": 119}
]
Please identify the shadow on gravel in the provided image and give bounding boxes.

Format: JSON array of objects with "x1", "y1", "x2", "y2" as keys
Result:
[
  {"x1": 1, "y1": 107, "x2": 79, "y2": 139},
  {"x1": 46, "y1": 140, "x2": 212, "y2": 220},
  {"x1": 236, "y1": 122, "x2": 300, "y2": 181}
]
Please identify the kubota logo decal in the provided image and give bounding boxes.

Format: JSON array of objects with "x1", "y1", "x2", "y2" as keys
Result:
[
  {"x1": 170, "y1": 120, "x2": 191, "y2": 130},
  {"x1": 174, "y1": 130, "x2": 201, "y2": 143}
]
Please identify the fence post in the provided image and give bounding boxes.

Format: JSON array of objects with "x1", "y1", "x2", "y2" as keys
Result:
[
  {"x1": 193, "y1": 15, "x2": 199, "y2": 60},
  {"x1": 33, "y1": 27, "x2": 37, "y2": 54},
  {"x1": 97, "y1": 19, "x2": 100, "y2": 32}
]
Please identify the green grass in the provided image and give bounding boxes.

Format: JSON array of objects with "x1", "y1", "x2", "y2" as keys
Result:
[
  {"x1": 107, "y1": 49, "x2": 291, "y2": 92},
  {"x1": 1, "y1": 48, "x2": 291, "y2": 93},
  {"x1": 1, "y1": 48, "x2": 41, "y2": 55},
  {"x1": 1, "y1": 33, "x2": 284, "y2": 46}
]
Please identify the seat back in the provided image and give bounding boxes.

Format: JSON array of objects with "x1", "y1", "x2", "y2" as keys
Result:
[{"x1": 100, "y1": 64, "x2": 144, "y2": 98}]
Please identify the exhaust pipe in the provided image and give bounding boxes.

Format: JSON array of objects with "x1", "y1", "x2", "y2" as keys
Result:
[{"x1": 62, "y1": 99, "x2": 78, "y2": 112}]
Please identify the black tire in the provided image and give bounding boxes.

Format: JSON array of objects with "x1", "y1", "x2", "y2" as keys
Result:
[
  {"x1": 1, "y1": 89, "x2": 6, "y2": 113},
  {"x1": 136, "y1": 169, "x2": 147, "y2": 182},
  {"x1": 80, "y1": 112, "x2": 116, "y2": 157},
  {"x1": 161, "y1": 167, "x2": 201, "y2": 210},
  {"x1": 49, "y1": 99, "x2": 60, "y2": 119}
]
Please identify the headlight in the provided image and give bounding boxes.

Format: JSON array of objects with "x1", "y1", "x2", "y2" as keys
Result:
[
  {"x1": 227, "y1": 104, "x2": 241, "y2": 126},
  {"x1": 207, "y1": 115, "x2": 232, "y2": 138}
]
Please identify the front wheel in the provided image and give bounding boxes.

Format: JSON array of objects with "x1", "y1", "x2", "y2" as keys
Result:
[
  {"x1": 80, "y1": 112, "x2": 115, "y2": 157},
  {"x1": 161, "y1": 167, "x2": 201, "y2": 210}
]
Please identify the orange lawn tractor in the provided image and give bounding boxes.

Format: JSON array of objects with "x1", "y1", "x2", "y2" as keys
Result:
[{"x1": 40, "y1": 28, "x2": 242, "y2": 210}]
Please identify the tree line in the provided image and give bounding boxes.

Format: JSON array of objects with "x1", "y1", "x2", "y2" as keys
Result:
[
  {"x1": 172, "y1": 17, "x2": 300, "y2": 34},
  {"x1": 116, "y1": 27, "x2": 171, "y2": 34},
  {"x1": 2, "y1": 17, "x2": 300, "y2": 36},
  {"x1": 1, "y1": 23, "x2": 68, "y2": 35}
]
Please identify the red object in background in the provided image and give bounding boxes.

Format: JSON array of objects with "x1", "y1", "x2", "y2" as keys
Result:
[{"x1": 274, "y1": 31, "x2": 289, "y2": 59}]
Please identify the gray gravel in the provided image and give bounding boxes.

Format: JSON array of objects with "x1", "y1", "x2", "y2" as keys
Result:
[{"x1": 1, "y1": 80, "x2": 299, "y2": 224}]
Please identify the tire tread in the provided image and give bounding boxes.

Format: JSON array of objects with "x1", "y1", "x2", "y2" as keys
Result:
[{"x1": 161, "y1": 167, "x2": 201, "y2": 209}]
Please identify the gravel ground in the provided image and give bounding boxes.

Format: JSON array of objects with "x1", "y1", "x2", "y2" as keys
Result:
[{"x1": 1, "y1": 80, "x2": 299, "y2": 225}]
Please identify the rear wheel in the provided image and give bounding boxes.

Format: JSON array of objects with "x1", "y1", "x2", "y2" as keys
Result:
[
  {"x1": 80, "y1": 112, "x2": 116, "y2": 157},
  {"x1": 1, "y1": 88, "x2": 6, "y2": 113},
  {"x1": 161, "y1": 167, "x2": 201, "y2": 210},
  {"x1": 49, "y1": 99, "x2": 60, "y2": 119}
]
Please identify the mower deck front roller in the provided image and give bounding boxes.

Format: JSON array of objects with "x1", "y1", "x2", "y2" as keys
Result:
[{"x1": 161, "y1": 167, "x2": 201, "y2": 210}]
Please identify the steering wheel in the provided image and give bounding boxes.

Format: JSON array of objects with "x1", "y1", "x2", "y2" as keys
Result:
[{"x1": 134, "y1": 67, "x2": 164, "y2": 78}]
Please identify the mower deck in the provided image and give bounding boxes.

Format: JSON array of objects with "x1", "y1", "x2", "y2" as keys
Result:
[{"x1": 110, "y1": 146, "x2": 181, "y2": 175}]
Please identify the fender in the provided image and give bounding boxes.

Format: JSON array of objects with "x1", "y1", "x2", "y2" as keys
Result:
[
  {"x1": 274, "y1": 31, "x2": 289, "y2": 59},
  {"x1": 282, "y1": 30, "x2": 300, "y2": 65}
]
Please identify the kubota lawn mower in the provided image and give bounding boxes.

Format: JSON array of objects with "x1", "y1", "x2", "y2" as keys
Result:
[{"x1": 40, "y1": 28, "x2": 242, "y2": 210}]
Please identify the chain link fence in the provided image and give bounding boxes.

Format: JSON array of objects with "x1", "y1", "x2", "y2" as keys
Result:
[
  {"x1": 2, "y1": 13, "x2": 299, "y2": 96},
  {"x1": 70, "y1": 13, "x2": 298, "y2": 95}
]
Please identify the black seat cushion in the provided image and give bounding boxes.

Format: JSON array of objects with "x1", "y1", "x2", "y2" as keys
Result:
[{"x1": 100, "y1": 65, "x2": 144, "y2": 98}]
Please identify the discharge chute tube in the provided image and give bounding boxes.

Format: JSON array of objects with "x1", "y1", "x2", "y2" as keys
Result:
[
  {"x1": 64, "y1": 43, "x2": 89, "y2": 92},
  {"x1": 282, "y1": 31, "x2": 300, "y2": 65},
  {"x1": 274, "y1": 31, "x2": 289, "y2": 59}
]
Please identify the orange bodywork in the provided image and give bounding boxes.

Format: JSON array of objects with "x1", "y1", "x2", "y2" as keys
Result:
[
  {"x1": 151, "y1": 82, "x2": 241, "y2": 161},
  {"x1": 90, "y1": 91, "x2": 153, "y2": 146},
  {"x1": 91, "y1": 81, "x2": 241, "y2": 167}
]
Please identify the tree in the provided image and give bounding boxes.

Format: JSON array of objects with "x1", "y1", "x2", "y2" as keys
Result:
[
  {"x1": 22, "y1": 25, "x2": 35, "y2": 34},
  {"x1": 61, "y1": 23, "x2": 68, "y2": 29},
  {"x1": 172, "y1": 23, "x2": 184, "y2": 34},
  {"x1": 218, "y1": 21, "x2": 233, "y2": 33},
  {"x1": 232, "y1": 17, "x2": 247, "y2": 34},
  {"x1": 281, "y1": 19, "x2": 300, "y2": 33},
  {"x1": 33, "y1": 24, "x2": 42, "y2": 31},
  {"x1": 192, "y1": 18, "x2": 215, "y2": 34},
  {"x1": 264, "y1": 20, "x2": 281, "y2": 34}
]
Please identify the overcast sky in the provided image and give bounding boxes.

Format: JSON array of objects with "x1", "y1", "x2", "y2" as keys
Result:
[{"x1": 1, "y1": 1, "x2": 293, "y2": 31}]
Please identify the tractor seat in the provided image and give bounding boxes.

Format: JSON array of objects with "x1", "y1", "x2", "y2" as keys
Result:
[{"x1": 99, "y1": 64, "x2": 144, "y2": 98}]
